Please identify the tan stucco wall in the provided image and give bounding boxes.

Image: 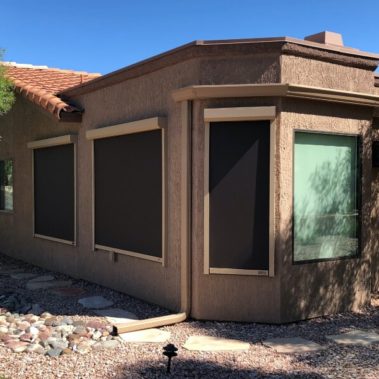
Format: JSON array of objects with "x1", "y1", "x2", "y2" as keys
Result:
[
  {"x1": 281, "y1": 55, "x2": 376, "y2": 93},
  {"x1": 0, "y1": 96, "x2": 79, "y2": 275},
  {"x1": 0, "y1": 44, "x2": 377, "y2": 323},
  {"x1": 278, "y1": 100, "x2": 373, "y2": 322}
]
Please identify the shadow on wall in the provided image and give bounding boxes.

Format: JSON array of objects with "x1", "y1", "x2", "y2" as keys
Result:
[
  {"x1": 117, "y1": 358, "x2": 325, "y2": 379},
  {"x1": 279, "y1": 123, "x2": 373, "y2": 322}
]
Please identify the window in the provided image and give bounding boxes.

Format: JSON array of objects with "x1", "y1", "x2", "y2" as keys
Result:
[
  {"x1": 203, "y1": 106, "x2": 276, "y2": 276},
  {"x1": 86, "y1": 117, "x2": 166, "y2": 263},
  {"x1": 28, "y1": 135, "x2": 76, "y2": 244},
  {"x1": 293, "y1": 132, "x2": 360, "y2": 262},
  {"x1": 0, "y1": 159, "x2": 13, "y2": 211}
]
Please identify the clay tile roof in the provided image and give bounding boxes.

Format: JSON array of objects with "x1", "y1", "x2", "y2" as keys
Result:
[{"x1": 3, "y1": 62, "x2": 101, "y2": 119}]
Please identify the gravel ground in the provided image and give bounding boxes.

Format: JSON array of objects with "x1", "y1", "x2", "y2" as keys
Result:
[{"x1": 0, "y1": 253, "x2": 378, "y2": 379}]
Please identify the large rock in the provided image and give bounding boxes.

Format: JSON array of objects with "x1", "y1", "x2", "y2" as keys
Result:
[
  {"x1": 120, "y1": 328, "x2": 171, "y2": 343},
  {"x1": 183, "y1": 335, "x2": 250, "y2": 351},
  {"x1": 78, "y1": 296, "x2": 113, "y2": 309}
]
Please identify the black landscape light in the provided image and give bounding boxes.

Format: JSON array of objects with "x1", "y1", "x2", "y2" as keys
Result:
[{"x1": 162, "y1": 343, "x2": 178, "y2": 374}]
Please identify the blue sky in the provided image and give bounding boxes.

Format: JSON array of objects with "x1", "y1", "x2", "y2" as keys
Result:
[{"x1": 1, "y1": 0, "x2": 378, "y2": 74}]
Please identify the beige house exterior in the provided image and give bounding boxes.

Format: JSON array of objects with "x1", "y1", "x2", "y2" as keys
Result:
[{"x1": 1, "y1": 31, "x2": 379, "y2": 325}]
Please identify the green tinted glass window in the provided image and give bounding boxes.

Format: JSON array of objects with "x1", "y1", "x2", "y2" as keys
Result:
[{"x1": 294, "y1": 132, "x2": 359, "y2": 262}]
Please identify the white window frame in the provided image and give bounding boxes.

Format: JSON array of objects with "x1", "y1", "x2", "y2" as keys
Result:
[
  {"x1": 27, "y1": 134, "x2": 77, "y2": 246},
  {"x1": 86, "y1": 117, "x2": 167, "y2": 265},
  {"x1": 203, "y1": 106, "x2": 276, "y2": 277}
]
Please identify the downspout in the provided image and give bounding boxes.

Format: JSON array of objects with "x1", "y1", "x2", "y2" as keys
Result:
[{"x1": 114, "y1": 100, "x2": 192, "y2": 334}]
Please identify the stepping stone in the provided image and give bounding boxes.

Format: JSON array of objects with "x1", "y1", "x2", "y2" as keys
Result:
[
  {"x1": 0, "y1": 268, "x2": 25, "y2": 275},
  {"x1": 78, "y1": 296, "x2": 113, "y2": 309},
  {"x1": 93, "y1": 308, "x2": 138, "y2": 324},
  {"x1": 10, "y1": 273, "x2": 37, "y2": 280},
  {"x1": 119, "y1": 328, "x2": 171, "y2": 343},
  {"x1": 28, "y1": 275, "x2": 55, "y2": 283},
  {"x1": 26, "y1": 280, "x2": 72, "y2": 291},
  {"x1": 183, "y1": 335, "x2": 249, "y2": 351},
  {"x1": 326, "y1": 330, "x2": 379, "y2": 346},
  {"x1": 262, "y1": 337, "x2": 325, "y2": 354},
  {"x1": 49, "y1": 287, "x2": 86, "y2": 297}
]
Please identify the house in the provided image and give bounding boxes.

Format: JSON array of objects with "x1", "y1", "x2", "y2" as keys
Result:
[{"x1": 0, "y1": 31, "x2": 379, "y2": 326}]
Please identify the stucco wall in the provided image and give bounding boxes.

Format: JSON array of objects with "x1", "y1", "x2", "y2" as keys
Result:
[
  {"x1": 0, "y1": 43, "x2": 377, "y2": 322},
  {"x1": 0, "y1": 96, "x2": 79, "y2": 274}
]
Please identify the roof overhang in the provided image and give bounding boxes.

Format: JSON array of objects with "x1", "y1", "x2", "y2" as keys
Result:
[{"x1": 172, "y1": 83, "x2": 379, "y2": 110}]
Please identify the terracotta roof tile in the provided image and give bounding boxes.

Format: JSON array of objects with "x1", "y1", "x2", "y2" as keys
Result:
[{"x1": 3, "y1": 62, "x2": 101, "y2": 119}]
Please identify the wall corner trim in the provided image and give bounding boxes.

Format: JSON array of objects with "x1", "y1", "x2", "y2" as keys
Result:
[
  {"x1": 204, "y1": 106, "x2": 276, "y2": 122},
  {"x1": 27, "y1": 134, "x2": 77, "y2": 149},
  {"x1": 86, "y1": 116, "x2": 166, "y2": 140}
]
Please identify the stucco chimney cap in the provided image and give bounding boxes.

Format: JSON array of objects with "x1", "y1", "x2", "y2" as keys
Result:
[{"x1": 304, "y1": 31, "x2": 344, "y2": 47}]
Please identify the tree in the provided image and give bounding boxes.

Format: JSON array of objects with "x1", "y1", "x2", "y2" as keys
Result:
[{"x1": 0, "y1": 49, "x2": 15, "y2": 115}]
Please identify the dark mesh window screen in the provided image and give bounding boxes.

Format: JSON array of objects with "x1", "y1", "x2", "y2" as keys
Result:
[
  {"x1": 34, "y1": 144, "x2": 75, "y2": 242},
  {"x1": 94, "y1": 130, "x2": 162, "y2": 258},
  {"x1": 209, "y1": 121, "x2": 270, "y2": 271}
]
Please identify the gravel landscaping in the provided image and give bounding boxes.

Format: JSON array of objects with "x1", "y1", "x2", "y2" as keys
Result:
[{"x1": 0, "y1": 252, "x2": 378, "y2": 378}]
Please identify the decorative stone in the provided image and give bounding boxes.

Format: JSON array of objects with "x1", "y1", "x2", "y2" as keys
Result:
[
  {"x1": 119, "y1": 328, "x2": 171, "y2": 343},
  {"x1": 183, "y1": 335, "x2": 250, "y2": 351},
  {"x1": 10, "y1": 273, "x2": 37, "y2": 280},
  {"x1": 94, "y1": 308, "x2": 138, "y2": 324},
  {"x1": 326, "y1": 330, "x2": 379, "y2": 346},
  {"x1": 262, "y1": 337, "x2": 325, "y2": 354},
  {"x1": 62, "y1": 348, "x2": 73, "y2": 355},
  {"x1": 40, "y1": 312, "x2": 53, "y2": 319},
  {"x1": 26, "y1": 343, "x2": 45, "y2": 354},
  {"x1": 73, "y1": 325, "x2": 87, "y2": 335},
  {"x1": 26, "y1": 280, "x2": 72, "y2": 291},
  {"x1": 93, "y1": 340, "x2": 119, "y2": 350},
  {"x1": 6, "y1": 340, "x2": 29, "y2": 353},
  {"x1": 86, "y1": 320, "x2": 107, "y2": 330},
  {"x1": 47, "y1": 337, "x2": 69, "y2": 350},
  {"x1": 78, "y1": 296, "x2": 114, "y2": 309},
  {"x1": 46, "y1": 348, "x2": 63, "y2": 357},
  {"x1": 28, "y1": 275, "x2": 55, "y2": 282}
]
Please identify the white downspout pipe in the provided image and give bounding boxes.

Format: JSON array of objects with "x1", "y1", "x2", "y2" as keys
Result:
[{"x1": 114, "y1": 101, "x2": 192, "y2": 335}]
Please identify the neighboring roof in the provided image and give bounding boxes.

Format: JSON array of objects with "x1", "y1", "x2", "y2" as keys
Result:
[
  {"x1": 61, "y1": 35, "x2": 379, "y2": 98},
  {"x1": 375, "y1": 75, "x2": 379, "y2": 87},
  {"x1": 3, "y1": 62, "x2": 101, "y2": 120}
]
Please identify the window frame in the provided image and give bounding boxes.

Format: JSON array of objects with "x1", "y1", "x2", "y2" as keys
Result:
[
  {"x1": 292, "y1": 129, "x2": 362, "y2": 265},
  {"x1": 203, "y1": 106, "x2": 276, "y2": 277},
  {"x1": 27, "y1": 134, "x2": 77, "y2": 246},
  {"x1": 86, "y1": 117, "x2": 167, "y2": 265},
  {"x1": 0, "y1": 158, "x2": 14, "y2": 214}
]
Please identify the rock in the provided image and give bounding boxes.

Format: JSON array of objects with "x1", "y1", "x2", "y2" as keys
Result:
[
  {"x1": 78, "y1": 296, "x2": 114, "y2": 309},
  {"x1": 40, "y1": 312, "x2": 53, "y2": 319},
  {"x1": 44, "y1": 317, "x2": 60, "y2": 327},
  {"x1": 61, "y1": 317, "x2": 73, "y2": 325},
  {"x1": 10, "y1": 273, "x2": 37, "y2": 280},
  {"x1": 86, "y1": 320, "x2": 107, "y2": 330},
  {"x1": 6, "y1": 340, "x2": 29, "y2": 353},
  {"x1": 47, "y1": 337, "x2": 69, "y2": 350},
  {"x1": 62, "y1": 348, "x2": 73, "y2": 355},
  {"x1": 92, "y1": 330, "x2": 102, "y2": 340},
  {"x1": 93, "y1": 340, "x2": 119, "y2": 350},
  {"x1": 16, "y1": 321, "x2": 30, "y2": 331},
  {"x1": 26, "y1": 280, "x2": 72, "y2": 291},
  {"x1": 73, "y1": 325, "x2": 87, "y2": 335},
  {"x1": 46, "y1": 348, "x2": 62, "y2": 357},
  {"x1": 20, "y1": 333, "x2": 34, "y2": 342},
  {"x1": 0, "y1": 326, "x2": 8, "y2": 333},
  {"x1": 26, "y1": 343, "x2": 45, "y2": 354},
  {"x1": 27, "y1": 326, "x2": 39, "y2": 336},
  {"x1": 28, "y1": 275, "x2": 55, "y2": 283}
]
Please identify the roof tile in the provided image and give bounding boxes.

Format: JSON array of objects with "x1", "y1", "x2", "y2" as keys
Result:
[{"x1": 3, "y1": 62, "x2": 101, "y2": 119}]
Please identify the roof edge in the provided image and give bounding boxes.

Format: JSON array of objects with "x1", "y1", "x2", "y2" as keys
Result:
[{"x1": 61, "y1": 37, "x2": 379, "y2": 98}]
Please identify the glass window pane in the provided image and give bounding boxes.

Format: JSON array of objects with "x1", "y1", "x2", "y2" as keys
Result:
[
  {"x1": 0, "y1": 160, "x2": 13, "y2": 211},
  {"x1": 294, "y1": 133, "x2": 359, "y2": 262}
]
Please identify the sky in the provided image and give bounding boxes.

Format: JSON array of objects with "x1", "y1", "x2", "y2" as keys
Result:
[{"x1": 1, "y1": 0, "x2": 378, "y2": 75}]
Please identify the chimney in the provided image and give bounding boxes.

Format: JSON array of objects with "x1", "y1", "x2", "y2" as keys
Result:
[{"x1": 304, "y1": 31, "x2": 344, "y2": 47}]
